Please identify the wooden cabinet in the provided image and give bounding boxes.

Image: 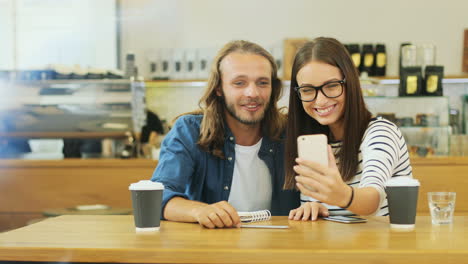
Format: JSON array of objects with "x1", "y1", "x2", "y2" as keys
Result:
[
  {"x1": 0, "y1": 159, "x2": 156, "y2": 231},
  {"x1": 411, "y1": 157, "x2": 468, "y2": 214}
]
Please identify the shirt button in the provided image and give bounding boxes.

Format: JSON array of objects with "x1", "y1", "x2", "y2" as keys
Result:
[
  {"x1": 229, "y1": 137, "x2": 234, "y2": 141},
  {"x1": 224, "y1": 186, "x2": 229, "y2": 190},
  {"x1": 228, "y1": 157, "x2": 232, "y2": 161}
]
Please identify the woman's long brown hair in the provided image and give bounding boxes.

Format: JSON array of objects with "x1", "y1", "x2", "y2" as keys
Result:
[{"x1": 283, "y1": 37, "x2": 371, "y2": 189}]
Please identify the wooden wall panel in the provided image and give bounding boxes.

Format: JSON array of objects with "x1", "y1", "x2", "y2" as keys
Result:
[
  {"x1": 0, "y1": 159, "x2": 156, "y2": 231},
  {"x1": 412, "y1": 161, "x2": 468, "y2": 214},
  {"x1": 0, "y1": 167, "x2": 153, "y2": 212}
]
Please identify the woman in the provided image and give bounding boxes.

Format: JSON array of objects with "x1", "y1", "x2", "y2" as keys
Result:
[{"x1": 284, "y1": 37, "x2": 413, "y2": 221}]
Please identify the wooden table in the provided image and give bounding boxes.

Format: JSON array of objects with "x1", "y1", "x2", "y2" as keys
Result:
[{"x1": 0, "y1": 215, "x2": 467, "y2": 264}]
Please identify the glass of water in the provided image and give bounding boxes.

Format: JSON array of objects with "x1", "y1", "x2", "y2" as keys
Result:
[{"x1": 428, "y1": 192, "x2": 456, "y2": 224}]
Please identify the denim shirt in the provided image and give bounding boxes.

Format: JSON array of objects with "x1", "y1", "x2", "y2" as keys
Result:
[{"x1": 151, "y1": 114, "x2": 299, "y2": 218}]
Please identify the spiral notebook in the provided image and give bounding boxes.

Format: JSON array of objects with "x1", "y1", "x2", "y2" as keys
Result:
[
  {"x1": 238, "y1": 209, "x2": 271, "y2": 223},
  {"x1": 239, "y1": 210, "x2": 289, "y2": 229}
]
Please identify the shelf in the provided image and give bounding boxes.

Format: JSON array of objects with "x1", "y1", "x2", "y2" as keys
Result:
[
  {"x1": 364, "y1": 96, "x2": 450, "y2": 126},
  {"x1": 4, "y1": 76, "x2": 468, "y2": 87},
  {"x1": 145, "y1": 80, "x2": 206, "y2": 88},
  {"x1": 142, "y1": 78, "x2": 468, "y2": 92},
  {"x1": 0, "y1": 131, "x2": 129, "y2": 139},
  {"x1": 5, "y1": 77, "x2": 468, "y2": 90},
  {"x1": 2, "y1": 79, "x2": 131, "y2": 85},
  {"x1": 401, "y1": 126, "x2": 451, "y2": 156}
]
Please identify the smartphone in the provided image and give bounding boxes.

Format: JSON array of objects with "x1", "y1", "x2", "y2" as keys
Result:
[
  {"x1": 322, "y1": 216, "x2": 367, "y2": 223},
  {"x1": 297, "y1": 134, "x2": 328, "y2": 166}
]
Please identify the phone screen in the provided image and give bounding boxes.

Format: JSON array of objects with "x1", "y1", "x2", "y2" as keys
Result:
[{"x1": 322, "y1": 216, "x2": 367, "y2": 223}]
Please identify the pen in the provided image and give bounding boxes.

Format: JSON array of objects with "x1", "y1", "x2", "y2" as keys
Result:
[{"x1": 240, "y1": 225, "x2": 289, "y2": 229}]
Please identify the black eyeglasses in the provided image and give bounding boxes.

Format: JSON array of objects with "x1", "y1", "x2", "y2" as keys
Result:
[{"x1": 294, "y1": 79, "x2": 346, "y2": 102}]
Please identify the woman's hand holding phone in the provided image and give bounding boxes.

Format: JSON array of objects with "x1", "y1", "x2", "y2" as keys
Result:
[{"x1": 294, "y1": 144, "x2": 352, "y2": 209}]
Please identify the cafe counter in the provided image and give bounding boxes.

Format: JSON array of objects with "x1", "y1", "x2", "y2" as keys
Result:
[{"x1": 0, "y1": 159, "x2": 156, "y2": 231}]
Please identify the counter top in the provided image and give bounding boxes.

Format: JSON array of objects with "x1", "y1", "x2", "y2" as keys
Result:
[
  {"x1": 0, "y1": 158, "x2": 156, "y2": 168},
  {"x1": 1, "y1": 156, "x2": 467, "y2": 168},
  {"x1": 409, "y1": 156, "x2": 468, "y2": 165}
]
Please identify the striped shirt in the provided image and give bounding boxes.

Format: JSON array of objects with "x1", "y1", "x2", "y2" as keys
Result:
[{"x1": 300, "y1": 117, "x2": 413, "y2": 216}]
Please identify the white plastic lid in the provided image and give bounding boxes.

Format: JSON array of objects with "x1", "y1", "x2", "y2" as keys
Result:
[
  {"x1": 386, "y1": 176, "x2": 420, "y2": 187},
  {"x1": 129, "y1": 180, "x2": 164, "y2": 191}
]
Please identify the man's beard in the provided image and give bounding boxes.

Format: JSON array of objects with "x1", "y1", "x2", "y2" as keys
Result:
[{"x1": 223, "y1": 97, "x2": 268, "y2": 126}]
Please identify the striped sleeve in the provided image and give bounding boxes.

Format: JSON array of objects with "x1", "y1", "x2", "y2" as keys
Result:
[{"x1": 360, "y1": 117, "x2": 413, "y2": 214}]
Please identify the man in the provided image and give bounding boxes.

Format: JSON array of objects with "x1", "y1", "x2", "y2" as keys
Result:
[{"x1": 151, "y1": 40, "x2": 299, "y2": 229}]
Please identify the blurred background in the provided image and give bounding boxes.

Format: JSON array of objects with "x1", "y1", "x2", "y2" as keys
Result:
[{"x1": 0, "y1": 0, "x2": 467, "y2": 159}]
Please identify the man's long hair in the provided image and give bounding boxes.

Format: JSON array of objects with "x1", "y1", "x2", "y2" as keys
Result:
[
  {"x1": 182, "y1": 40, "x2": 286, "y2": 158},
  {"x1": 283, "y1": 37, "x2": 372, "y2": 189}
]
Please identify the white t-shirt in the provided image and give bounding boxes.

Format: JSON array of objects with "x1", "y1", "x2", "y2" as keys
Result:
[{"x1": 228, "y1": 138, "x2": 272, "y2": 212}]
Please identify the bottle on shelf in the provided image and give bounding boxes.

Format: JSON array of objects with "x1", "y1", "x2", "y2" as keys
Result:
[
  {"x1": 399, "y1": 66, "x2": 423, "y2": 96},
  {"x1": 360, "y1": 44, "x2": 374, "y2": 76},
  {"x1": 373, "y1": 44, "x2": 386, "y2": 76},
  {"x1": 347, "y1": 44, "x2": 361, "y2": 71},
  {"x1": 423, "y1": 66, "x2": 444, "y2": 96},
  {"x1": 125, "y1": 53, "x2": 137, "y2": 79},
  {"x1": 399, "y1": 42, "x2": 413, "y2": 76}
]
